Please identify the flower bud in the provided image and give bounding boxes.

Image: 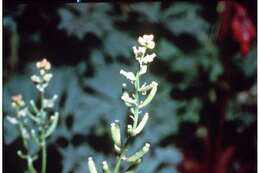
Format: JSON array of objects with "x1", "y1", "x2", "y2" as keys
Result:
[
  {"x1": 120, "y1": 69, "x2": 136, "y2": 81},
  {"x1": 102, "y1": 161, "x2": 111, "y2": 173},
  {"x1": 31, "y1": 75, "x2": 42, "y2": 83},
  {"x1": 43, "y1": 73, "x2": 53, "y2": 82},
  {"x1": 127, "y1": 124, "x2": 133, "y2": 136},
  {"x1": 88, "y1": 157, "x2": 98, "y2": 173}
]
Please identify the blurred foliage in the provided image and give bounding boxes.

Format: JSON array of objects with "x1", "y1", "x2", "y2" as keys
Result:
[{"x1": 4, "y1": 2, "x2": 256, "y2": 173}]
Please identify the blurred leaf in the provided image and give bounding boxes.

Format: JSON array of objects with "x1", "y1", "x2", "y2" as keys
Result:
[
  {"x1": 90, "y1": 49, "x2": 106, "y2": 67},
  {"x1": 226, "y1": 100, "x2": 256, "y2": 127},
  {"x1": 158, "y1": 39, "x2": 180, "y2": 61},
  {"x1": 146, "y1": 78, "x2": 180, "y2": 142},
  {"x1": 179, "y1": 98, "x2": 202, "y2": 123},
  {"x1": 58, "y1": 4, "x2": 113, "y2": 39},
  {"x1": 154, "y1": 147, "x2": 183, "y2": 164},
  {"x1": 158, "y1": 167, "x2": 180, "y2": 173},
  {"x1": 162, "y1": 2, "x2": 209, "y2": 42},
  {"x1": 162, "y1": 2, "x2": 201, "y2": 19},
  {"x1": 104, "y1": 31, "x2": 135, "y2": 58},
  {"x1": 59, "y1": 144, "x2": 93, "y2": 173},
  {"x1": 130, "y1": 2, "x2": 161, "y2": 23},
  {"x1": 4, "y1": 118, "x2": 19, "y2": 144},
  {"x1": 233, "y1": 47, "x2": 257, "y2": 77},
  {"x1": 209, "y1": 60, "x2": 223, "y2": 82},
  {"x1": 136, "y1": 146, "x2": 182, "y2": 173}
]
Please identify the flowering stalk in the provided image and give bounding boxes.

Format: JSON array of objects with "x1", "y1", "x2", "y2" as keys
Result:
[
  {"x1": 88, "y1": 34, "x2": 158, "y2": 173},
  {"x1": 7, "y1": 59, "x2": 59, "y2": 173}
]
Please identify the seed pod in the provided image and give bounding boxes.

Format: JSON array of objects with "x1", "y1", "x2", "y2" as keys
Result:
[
  {"x1": 133, "y1": 113, "x2": 149, "y2": 136},
  {"x1": 139, "y1": 82, "x2": 158, "y2": 108},
  {"x1": 45, "y1": 112, "x2": 59, "y2": 138},
  {"x1": 127, "y1": 143, "x2": 150, "y2": 162},
  {"x1": 110, "y1": 121, "x2": 121, "y2": 147}
]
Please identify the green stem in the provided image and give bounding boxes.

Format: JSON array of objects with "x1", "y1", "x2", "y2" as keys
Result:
[
  {"x1": 114, "y1": 158, "x2": 121, "y2": 173},
  {"x1": 114, "y1": 137, "x2": 131, "y2": 173},
  {"x1": 41, "y1": 139, "x2": 47, "y2": 173},
  {"x1": 40, "y1": 91, "x2": 47, "y2": 173},
  {"x1": 28, "y1": 158, "x2": 37, "y2": 173},
  {"x1": 133, "y1": 73, "x2": 140, "y2": 129}
]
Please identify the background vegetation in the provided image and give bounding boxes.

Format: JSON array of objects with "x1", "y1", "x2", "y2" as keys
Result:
[{"x1": 3, "y1": 1, "x2": 256, "y2": 173}]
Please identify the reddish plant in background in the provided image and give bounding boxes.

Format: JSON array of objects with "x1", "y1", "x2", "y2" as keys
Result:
[{"x1": 217, "y1": 1, "x2": 256, "y2": 57}]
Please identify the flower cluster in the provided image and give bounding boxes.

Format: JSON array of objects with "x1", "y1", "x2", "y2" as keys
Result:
[
  {"x1": 7, "y1": 59, "x2": 59, "y2": 173},
  {"x1": 31, "y1": 58, "x2": 53, "y2": 92},
  {"x1": 88, "y1": 34, "x2": 158, "y2": 173}
]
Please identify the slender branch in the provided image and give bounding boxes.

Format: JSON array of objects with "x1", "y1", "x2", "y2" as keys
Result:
[{"x1": 41, "y1": 139, "x2": 47, "y2": 173}]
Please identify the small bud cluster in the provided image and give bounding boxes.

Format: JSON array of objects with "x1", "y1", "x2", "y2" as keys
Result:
[
  {"x1": 31, "y1": 58, "x2": 53, "y2": 92},
  {"x1": 88, "y1": 35, "x2": 158, "y2": 173},
  {"x1": 6, "y1": 58, "x2": 59, "y2": 173}
]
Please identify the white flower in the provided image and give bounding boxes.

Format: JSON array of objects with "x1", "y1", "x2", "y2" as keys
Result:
[
  {"x1": 7, "y1": 116, "x2": 18, "y2": 125},
  {"x1": 133, "y1": 46, "x2": 146, "y2": 58},
  {"x1": 138, "y1": 34, "x2": 155, "y2": 49},
  {"x1": 36, "y1": 83, "x2": 48, "y2": 92},
  {"x1": 18, "y1": 108, "x2": 28, "y2": 117},
  {"x1": 43, "y1": 73, "x2": 53, "y2": 82},
  {"x1": 143, "y1": 53, "x2": 156, "y2": 64},
  {"x1": 31, "y1": 75, "x2": 42, "y2": 83},
  {"x1": 120, "y1": 69, "x2": 136, "y2": 81},
  {"x1": 21, "y1": 128, "x2": 30, "y2": 139}
]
